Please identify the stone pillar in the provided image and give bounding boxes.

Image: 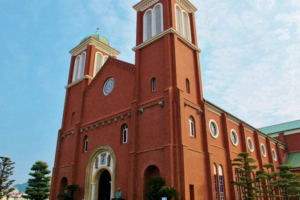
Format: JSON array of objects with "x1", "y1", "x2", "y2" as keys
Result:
[{"x1": 91, "y1": 183, "x2": 96, "y2": 200}]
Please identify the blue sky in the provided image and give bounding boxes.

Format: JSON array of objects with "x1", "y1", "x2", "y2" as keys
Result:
[{"x1": 0, "y1": 0, "x2": 299, "y2": 184}]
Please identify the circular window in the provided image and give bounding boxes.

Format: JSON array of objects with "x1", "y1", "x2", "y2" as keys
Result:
[
  {"x1": 230, "y1": 130, "x2": 238, "y2": 146},
  {"x1": 272, "y1": 149, "x2": 277, "y2": 161},
  {"x1": 209, "y1": 120, "x2": 219, "y2": 138},
  {"x1": 261, "y1": 144, "x2": 267, "y2": 157},
  {"x1": 247, "y1": 137, "x2": 254, "y2": 152},
  {"x1": 103, "y1": 78, "x2": 115, "y2": 95}
]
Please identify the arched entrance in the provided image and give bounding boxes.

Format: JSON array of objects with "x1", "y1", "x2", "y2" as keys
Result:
[
  {"x1": 144, "y1": 165, "x2": 160, "y2": 199},
  {"x1": 98, "y1": 170, "x2": 111, "y2": 200},
  {"x1": 59, "y1": 177, "x2": 68, "y2": 194}
]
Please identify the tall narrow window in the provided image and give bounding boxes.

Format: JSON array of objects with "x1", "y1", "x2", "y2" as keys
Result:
[
  {"x1": 145, "y1": 10, "x2": 153, "y2": 41},
  {"x1": 176, "y1": 6, "x2": 183, "y2": 34},
  {"x1": 84, "y1": 136, "x2": 88, "y2": 153},
  {"x1": 77, "y1": 52, "x2": 86, "y2": 79},
  {"x1": 122, "y1": 125, "x2": 128, "y2": 144},
  {"x1": 189, "y1": 185, "x2": 195, "y2": 200},
  {"x1": 94, "y1": 52, "x2": 103, "y2": 76},
  {"x1": 71, "y1": 112, "x2": 75, "y2": 124},
  {"x1": 151, "y1": 78, "x2": 156, "y2": 92},
  {"x1": 72, "y1": 56, "x2": 80, "y2": 81},
  {"x1": 183, "y1": 12, "x2": 191, "y2": 41},
  {"x1": 219, "y1": 165, "x2": 225, "y2": 200},
  {"x1": 235, "y1": 170, "x2": 241, "y2": 200},
  {"x1": 154, "y1": 5, "x2": 162, "y2": 35},
  {"x1": 214, "y1": 164, "x2": 219, "y2": 200},
  {"x1": 189, "y1": 116, "x2": 195, "y2": 137},
  {"x1": 186, "y1": 78, "x2": 190, "y2": 93}
]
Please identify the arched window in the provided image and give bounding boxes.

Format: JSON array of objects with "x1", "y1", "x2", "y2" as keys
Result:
[
  {"x1": 151, "y1": 78, "x2": 156, "y2": 92},
  {"x1": 235, "y1": 170, "x2": 241, "y2": 200},
  {"x1": 84, "y1": 136, "x2": 88, "y2": 153},
  {"x1": 218, "y1": 165, "x2": 225, "y2": 200},
  {"x1": 186, "y1": 78, "x2": 190, "y2": 93},
  {"x1": 213, "y1": 164, "x2": 219, "y2": 200},
  {"x1": 176, "y1": 5, "x2": 183, "y2": 34},
  {"x1": 183, "y1": 12, "x2": 191, "y2": 41},
  {"x1": 94, "y1": 52, "x2": 104, "y2": 76},
  {"x1": 154, "y1": 5, "x2": 163, "y2": 35},
  {"x1": 143, "y1": 4, "x2": 164, "y2": 41},
  {"x1": 77, "y1": 52, "x2": 86, "y2": 79},
  {"x1": 72, "y1": 56, "x2": 80, "y2": 81},
  {"x1": 71, "y1": 112, "x2": 75, "y2": 123},
  {"x1": 189, "y1": 116, "x2": 195, "y2": 137},
  {"x1": 122, "y1": 124, "x2": 128, "y2": 144},
  {"x1": 144, "y1": 10, "x2": 153, "y2": 41},
  {"x1": 175, "y1": 5, "x2": 191, "y2": 41}
]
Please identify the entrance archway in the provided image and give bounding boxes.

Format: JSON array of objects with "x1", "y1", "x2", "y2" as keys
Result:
[
  {"x1": 144, "y1": 165, "x2": 160, "y2": 199},
  {"x1": 59, "y1": 177, "x2": 68, "y2": 194},
  {"x1": 98, "y1": 170, "x2": 111, "y2": 200}
]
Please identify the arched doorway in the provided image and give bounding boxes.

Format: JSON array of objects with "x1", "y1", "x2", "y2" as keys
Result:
[
  {"x1": 59, "y1": 177, "x2": 68, "y2": 194},
  {"x1": 144, "y1": 165, "x2": 160, "y2": 199},
  {"x1": 98, "y1": 170, "x2": 111, "y2": 200}
]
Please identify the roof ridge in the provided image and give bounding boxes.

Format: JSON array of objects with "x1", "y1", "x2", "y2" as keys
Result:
[{"x1": 259, "y1": 119, "x2": 300, "y2": 129}]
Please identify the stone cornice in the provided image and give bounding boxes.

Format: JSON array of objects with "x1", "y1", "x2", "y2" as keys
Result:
[
  {"x1": 70, "y1": 37, "x2": 121, "y2": 57},
  {"x1": 175, "y1": 0, "x2": 197, "y2": 13},
  {"x1": 133, "y1": 0, "x2": 197, "y2": 13},
  {"x1": 132, "y1": 28, "x2": 201, "y2": 52},
  {"x1": 65, "y1": 75, "x2": 93, "y2": 89}
]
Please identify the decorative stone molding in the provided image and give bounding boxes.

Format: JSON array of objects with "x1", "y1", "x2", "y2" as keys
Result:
[
  {"x1": 175, "y1": 0, "x2": 197, "y2": 13},
  {"x1": 108, "y1": 120, "x2": 111, "y2": 124},
  {"x1": 139, "y1": 108, "x2": 144, "y2": 114},
  {"x1": 91, "y1": 126, "x2": 94, "y2": 130},
  {"x1": 158, "y1": 101, "x2": 164, "y2": 107},
  {"x1": 72, "y1": 132, "x2": 74, "y2": 135},
  {"x1": 102, "y1": 122, "x2": 105, "y2": 126},
  {"x1": 85, "y1": 128, "x2": 89, "y2": 132},
  {"x1": 133, "y1": 0, "x2": 159, "y2": 12},
  {"x1": 80, "y1": 129, "x2": 84, "y2": 133},
  {"x1": 114, "y1": 118, "x2": 118, "y2": 122},
  {"x1": 128, "y1": 113, "x2": 131, "y2": 118},
  {"x1": 61, "y1": 135, "x2": 65, "y2": 139},
  {"x1": 132, "y1": 28, "x2": 201, "y2": 53},
  {"x1": 121, "y1": 116, "x2": 124, "y2": 120},
  {"x1": 96, "y1": 124, "x2": 100, "y2": 128},
  {"x1": 65, "y1": 75, "x2": 93, "y2": 89},
  {"x1": 70, "y1": 37, "x2": 120, "y2": 57},
  {"x1": 185, "y1": 101, "x2": 203, "y2": 115}
]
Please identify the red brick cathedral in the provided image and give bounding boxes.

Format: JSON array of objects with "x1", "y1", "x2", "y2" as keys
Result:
[{"x1": 50, "y1": 0, "x2": 289, "y2": 200}]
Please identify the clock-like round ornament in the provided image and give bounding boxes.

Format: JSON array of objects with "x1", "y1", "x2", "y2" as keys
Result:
[{"x1": 103, "y1": 78, "x2": 115, "y2": 95}]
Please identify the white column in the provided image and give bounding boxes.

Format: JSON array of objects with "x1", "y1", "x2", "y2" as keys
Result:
[{"x1": 91, "y1": 183, "x2": 96, "y2": 200}]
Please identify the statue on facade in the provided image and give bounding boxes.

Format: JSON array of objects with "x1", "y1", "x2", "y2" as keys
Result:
[{"x1": 115, "y1": 188, "x2": 122, "y2": 199}]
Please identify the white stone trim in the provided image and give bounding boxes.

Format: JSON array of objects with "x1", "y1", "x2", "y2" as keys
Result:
[
  {"x1": 284, "y1": 128, "x2": 300, "y2": 136},
  {"x1": 132, "y1": 28, "x2": 201, "y2": 52},
  {"x1": 246, "y1": 128, "x2": 254, "y2": 134},
  {"x1": 228, "y1": 118, "x2": 240, "y2": 126},
  {"x1": 175, "y1": 0, "x2": 197, "y2": 13},
  {"x1": 70, "y1": 37, "x2": 120, "y2": 57},
  {"x1": 133, "y1": 0, "x2": 159, "y2": 12},
  {"x1": 207, "y1": 107, "x2": 222, "y2": 116},
  {"x1": 261, "y1": 144, "x2": 267, "y2": 157},
  {"x1": 247, "y1": 137, "x2": 254, "y2": 152},
  {"x1": 209, "y1": 119, "x2": 219, "y2": 139},
  {"x1": 268, "y1": 133, "x2": 279, "y2": 137},
  {"x1": 271, "y1": 141, "x2": 276, "y2": 145},
  {"x1": 272, "y1": 149, "x2": 277, "y2": 161},
  {"x1": 230, "y1": 129, "x2": 239, "y2": 146},
  {"x1": 259, "y1": 135, "x2": 266, "y2": 140},
  {"x1": 65, "y1": 75, "x2": 93, "y2": 89}
]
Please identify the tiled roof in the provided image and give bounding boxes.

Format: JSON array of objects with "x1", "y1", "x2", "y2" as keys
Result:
[
  {"x1": 259, "y1": 120, "x2": 300, "y2": 134},
  {"x1": 285, "y1": 152, "x2": 300, "y2": 168}
]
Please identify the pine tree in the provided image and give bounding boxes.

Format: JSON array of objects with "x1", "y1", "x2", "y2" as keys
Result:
[
  {"x1": 230, "y1": 152, "x2": 258, "y2": 200},
  {"x1": 56, "y1": 184, "x2": 80, "y2": 200},
  {"x1": 256, "y1": 163, "x2": 280, "y2": 200},
  {"x1": 22, "y1": 161, "x2": 51, "y2": 200},
  {"x1": 277, "y1": 164, "x2": 300, "y2": 200},
  {"x1": 0, "y1": 157, "x2": 15, "y2": 199}
]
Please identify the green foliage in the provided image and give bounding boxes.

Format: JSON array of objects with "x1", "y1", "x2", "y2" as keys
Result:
[
  {"x1": 255, "y1": 164, "x2": 280, "y2": 200},
  {"x1": 158, "y1": 186, "x2": 179, "y2": 200},
  {"x1": 0, "y1": 157, "x2": 15, "y2": 199},
  {"x1": 276, "y1": 164, "x2": 300, "y2": 199},
  {"x1": 145, "y1": 177, "x2": 179, "y2": 200},
  {"x1": 22, "y1": 161, "x2": 51, "y2": 200},
  {"x1": 230, "y1": 152, "x2": 258, "y2": 200},
  {"x1": 56, "y1": 184, "x2": 80, "y2": 200}
]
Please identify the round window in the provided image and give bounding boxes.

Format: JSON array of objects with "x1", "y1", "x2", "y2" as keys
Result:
[
  {"x1": 261, "y1": 144, "x2": 267, "y2": 157},
  {"x1": 230, "y1": 130, "x2": 238, "y2": 146},
  {"x1": 209, "y1": 120, "x2": 219, "y2": 138},
  {"x1": 247, "y1": 137, "x2": 254, "y2": 152},
  {"x1": 103, "y1": 78, "x2": 115, "y2": 95},
  {"x1": 272, "y1": 149, "x2": 277, "y2": 161}
]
